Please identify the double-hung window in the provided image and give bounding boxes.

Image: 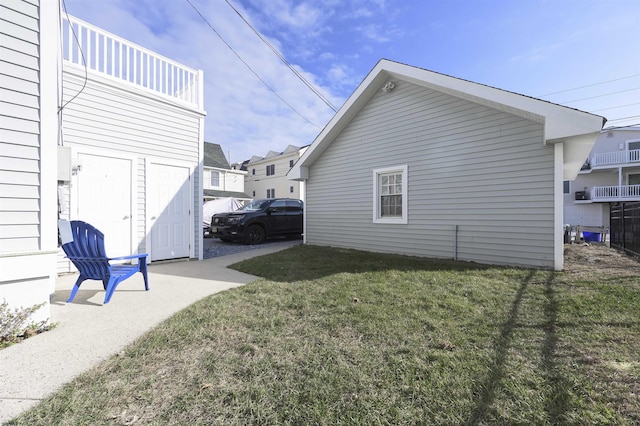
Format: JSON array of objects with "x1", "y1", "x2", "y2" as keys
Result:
[
  {"x1": 210, "y1": 171, "x2": 220, "y2": 187},
  {"x1": 373, "y1": 165, "x2": 407, "y2": 224},
  {"x1": 266, "y1": 164, "x2": 275, "y2": 176}
]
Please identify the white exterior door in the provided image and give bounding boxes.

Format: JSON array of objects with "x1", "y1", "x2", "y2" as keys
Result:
[
  {"x1": 76, "y1": 153, "x2": 132, "y2": 257},
  {"x1": 149, "y1": 163, "x2": 191, "y2": 261}
]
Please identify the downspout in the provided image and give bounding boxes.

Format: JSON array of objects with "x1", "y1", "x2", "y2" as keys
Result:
[
  {"x1": 301, "y1": 179, "x2": 307, "y2": 244},
  {"x1": 619, "y1": 166, "x2": 623, "y2": 199}
]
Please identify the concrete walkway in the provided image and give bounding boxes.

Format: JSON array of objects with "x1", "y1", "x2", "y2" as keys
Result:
[{"x1": 0, "y1": 242, "x2": 298, "y2": 424}]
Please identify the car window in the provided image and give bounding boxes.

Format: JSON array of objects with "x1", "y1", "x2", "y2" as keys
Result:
[
  {"x1": 241, "y1": 200, "x2": 268, "y2": 211},
  {"x1": 286, "y1": 200, "x2": 302, "y2": 212},
  {"x1": 270, "y1": 200, "x2": 287, "y2": 212}
]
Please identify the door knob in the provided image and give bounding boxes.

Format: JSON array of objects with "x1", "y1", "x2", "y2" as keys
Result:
[{"x1": 122, "y1": 215, "x2": 130, "y2": 220}]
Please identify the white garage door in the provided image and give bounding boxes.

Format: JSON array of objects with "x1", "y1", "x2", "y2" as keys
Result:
[{"x1": 149, "y1": 163, "x2": 191, "y2": 261}]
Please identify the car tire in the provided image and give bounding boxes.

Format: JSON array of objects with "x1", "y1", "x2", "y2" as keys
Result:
[
  {"x1": 218, "y1": 237, "x2": 232, "y2": 242},
  {"x1": 246, "y1": 224, "x2": 266, "y2": 244}
]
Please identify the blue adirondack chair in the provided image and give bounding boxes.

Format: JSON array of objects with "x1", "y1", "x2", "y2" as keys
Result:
[{"x1": 60, "y1": 220, "x2": 149, "y2": 304}]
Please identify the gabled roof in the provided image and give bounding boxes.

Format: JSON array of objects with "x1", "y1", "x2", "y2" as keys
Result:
[
  {"x1": 245, "y1": 145, "x2": 308, "y2": 165},
  {"x1": 283, "y1": 144, "x2": 301, "y2": 154},
  {"x1": 289, "y1": 59, "x2": 606, "y2": 181},
  {"x1": 204, "y1": 142, "x2": 230, "y2": 169}
]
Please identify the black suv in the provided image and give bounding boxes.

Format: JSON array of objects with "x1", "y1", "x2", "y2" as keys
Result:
[{"x1": 210, "y1": 198, "x2": 303, "y2": 244}]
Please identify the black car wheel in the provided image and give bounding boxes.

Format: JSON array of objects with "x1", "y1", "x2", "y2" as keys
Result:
[{"x1": 246, "y1": 224, "x2": 266, "y2": 244}]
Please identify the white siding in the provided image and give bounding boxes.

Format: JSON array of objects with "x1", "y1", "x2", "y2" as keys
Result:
[
  {"x1": 306, "y1": 80, "x2": 555, "y2": 268},
  {"x1": 563, "y1": 128, "x2": 640, "y2": 229},
  {"x1": 60, "y1": 66, "x2": 204, "y2": 260},
  {"x1": 0, "y1": 0, "x2": 40, "y2": 253},
  {"x1": 1, "y1": 0, "x2": 57, "y2": 325},
  {"x1": 245, "y1": 150, "x2": 305, "y2": 199}
]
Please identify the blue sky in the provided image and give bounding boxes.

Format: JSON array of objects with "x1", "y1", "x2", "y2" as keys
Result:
[{"x1": 62, "y1": 0, "x2": 640, "y2": 163}]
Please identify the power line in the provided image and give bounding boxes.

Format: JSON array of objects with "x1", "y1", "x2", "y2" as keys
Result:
[
  {"x1": 538, "y1": 73, "x2": 640, "y2": 97},
  {"x1": 591, "y1": 103, "x2": 640, "y2": 112},
  {"x1": 607, "y1": 115, "x2": 640, "y2": 123},
  {"x1": 184, "y1": 0, "x2": 322, "y2": 129},
  {"x1": 224, "y1": 0, "x2": 338, "y2": 112},
  {"x1": 557, "y1": 87, "x2": 640, "y2": 104},
  {"x1": 58, "y1": 0, "x2": 88, "y2": 113}
]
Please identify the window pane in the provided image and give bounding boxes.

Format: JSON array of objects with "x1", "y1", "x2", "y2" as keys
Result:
[
  {"x1": 381, "y1": 195, "x2": 402, "y2": 217},
  {"x1": 210, "y1": 171, "x2": 220, "y2": 187}
]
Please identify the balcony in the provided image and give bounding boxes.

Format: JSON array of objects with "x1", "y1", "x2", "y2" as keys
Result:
[
  {"x1": 588, "y1": 149, "x2": 640, "y2": 169},
  {"x1": 590, "y1": 184, "x2": 640, "y2": 202},
  {"x1": 62, "y1": 16, "x2": 202, "y2": 109}
]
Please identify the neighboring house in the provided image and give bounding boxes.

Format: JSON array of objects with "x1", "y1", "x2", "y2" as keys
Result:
[
  {"x1": 564, "y1": 126, "x2": 640, "y2": 229},
  {"x1": 203, "y1": 142, "x2": 250, "y2": 202},
  {"x1": 1, "y1": 1, "x2": 206, "y2": 324},
  {"x1": 289, "y1": 59, "x2": 605, "y2": 271},
  {"x1": 243, "y1": 145, "x2": 307, "y2": 199}
]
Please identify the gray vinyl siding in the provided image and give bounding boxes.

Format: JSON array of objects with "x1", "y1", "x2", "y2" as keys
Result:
[
  {"x1": 0, "y1": 0, "x2": 40, "y2": 253},
  {"x1": 61, "y1": 68, "x2": 203, "y2": 258},
  {"x1": 306, "y1": 80, "x2": 555, "y2": 268}
]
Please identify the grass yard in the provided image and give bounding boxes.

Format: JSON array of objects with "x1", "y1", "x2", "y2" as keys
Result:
[{"x1": 9, "y1": 245, "x2": 640, "y2": 425}]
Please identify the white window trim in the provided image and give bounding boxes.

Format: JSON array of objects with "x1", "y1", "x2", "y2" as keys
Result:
[
  {"x1": 373, "y1": 165, "x2": 408, "y2": 224},
  {"x1": 627, "y1": 138, "x2": 640, "y2": 151}
]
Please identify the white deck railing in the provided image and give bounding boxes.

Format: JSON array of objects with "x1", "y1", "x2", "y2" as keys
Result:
[
  {"x1": 62, "y1": 16, "x2": 202, "y2": 108},
  {"x1": 591, "y1": 184, "x2": 640, "y2": 201},
  {"x1": 590, "y1": 149, "x2": 640, "y2": 168}
]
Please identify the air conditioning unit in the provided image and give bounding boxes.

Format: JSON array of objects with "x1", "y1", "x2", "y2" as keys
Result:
[{"x1": 575, "y1": 191, "x2": 589, "y2": 200}]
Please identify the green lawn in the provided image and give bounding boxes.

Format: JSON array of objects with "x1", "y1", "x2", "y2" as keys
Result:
[{"x1": 10, "y1": 245, "x2": 640, "y2": 425}]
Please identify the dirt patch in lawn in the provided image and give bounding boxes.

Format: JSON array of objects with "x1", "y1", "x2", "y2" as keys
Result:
[{"x1": 563, "y1": 243, "x2": 640, "y2": 277}]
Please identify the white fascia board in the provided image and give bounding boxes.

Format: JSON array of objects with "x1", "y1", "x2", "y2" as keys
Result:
[
  {"x1": 561, "y1": 132, "x2": 600, "y2": 180},
  {"x1": 287, "y1": 165, "x2": 308, "y2": 181}
]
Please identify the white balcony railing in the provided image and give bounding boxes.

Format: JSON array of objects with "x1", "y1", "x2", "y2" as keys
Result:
[
  {"x1": 590, "y1": 149, "x2": 640, "y2": 168},
  {"x1": 62, "y1": 16, "x2": 202, "y2": 108},
  {"x1": 591, "y1": 184, "x2": 640, "y2": 201}
]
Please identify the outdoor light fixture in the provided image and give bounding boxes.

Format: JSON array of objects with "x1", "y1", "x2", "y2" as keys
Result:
[{"x1": 382, "y1": 81, "x2": 395, "y2": 92}]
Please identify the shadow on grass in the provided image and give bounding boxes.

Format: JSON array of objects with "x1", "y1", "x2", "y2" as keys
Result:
[
  {"x1": 229, "y1": 244, "x2": 492, "y2": 282},
  {"x1": 468, "y1": 271, "x2": 572, "y2": 424}
]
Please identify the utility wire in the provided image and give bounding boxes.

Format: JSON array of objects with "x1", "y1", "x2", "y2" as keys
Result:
[
  {"x1": 591, "y1": 103, "x2": 640, "y2": 112},
  {"x1": 185, "y1": 0, "x2": 322, "y2": 129},
  {"x1": 538, "y1": 73, "x2": 640, "y2": 97},
  {"x1": 58, "y1": 0, "x2": 88, "y2": 113},
  {"x1": 224, "y1": 0, "x2": 338, "y2": 112},
  {"x1": 557, "y1": 87, "x2": 640, "y2": 104},
  {"x1": 607, "y1": 115, "x2": 640, "y2": 123}
]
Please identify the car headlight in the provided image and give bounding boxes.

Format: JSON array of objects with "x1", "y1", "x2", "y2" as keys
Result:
[
  {"x1": 213, "y1": 217, "x2": 219, "y2": 225},
  {"x1": 227, "y1": 216, "x2": 242, "y2": 224}
]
